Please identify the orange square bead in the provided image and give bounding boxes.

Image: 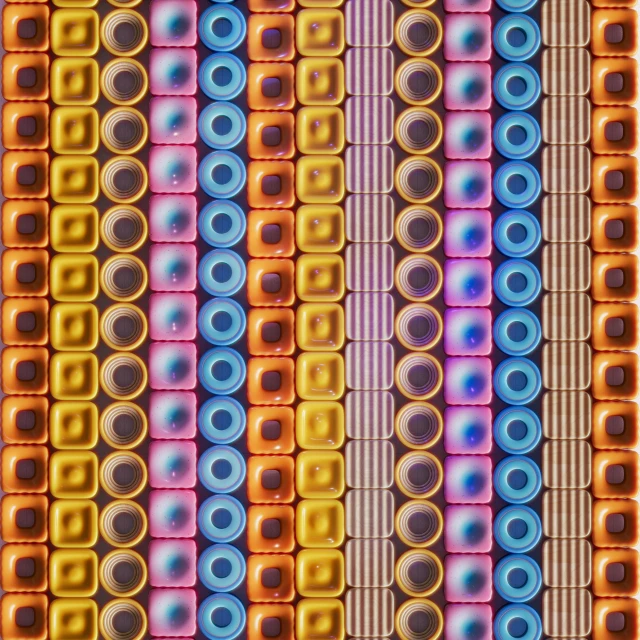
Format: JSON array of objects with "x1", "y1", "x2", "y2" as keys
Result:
[
  {"x1": 593, "y1": 498, "x2": 640, "y2": 548},
  {"x1": 592, "y1": 155, "x2": 638, "y2": 204},
  {"x1": 1, "y1": 445, "x2": 48, "y2": 494},
  {"x1": 247, "y1": 505, "x2": 295, "y2": 553},
  {"x1": 1, "y1": 298, "x2": 49, "y2": 346},
  {"x1": 1, "y1": 346, "x2": 48, "y2": 396},
  {"x1": 593, "y1": 597, "x2": 639, "y2": 640},
  {"x1": 248, "y1": 308, "x2": 295, "y2": 356},
  {"x1": 592, "y1": 401, "x2": 640, "y2": 450},
  {"x1": 247, "y1": 210, "x2": 295, "y2": 258},
  {"x1": 1, "y1": 200, "x2": 49, "y2": 248},
  {"x1": 247, "y1": 554, "x2": 295, "y2": 602},
  {"x1": 2, "y1": 4, "x2": 49, "y2": 52},
  {"x1": 593, "y1": 548, "x2": 639, "y2": 597},
  {"x1": 247, "y1": 406, "x2": 295, "y2": 455},
  {"x1": 592, "y1": 253, "x2": 638, "y2": 302},
  {"x1": 247, "y1": 63, "x2": 295, "y2": 111},
  {"x1": 247, "y1": 455, "x2": 295, "y2": 504},
  {"x1": 1, "y1": 151, "x2": 49, "y2": 199},
  {"x1": 247, "y1": 161, "x2": 295, "y2": 209},
  {"x1": 247, "y1": 357, "x2": 296, "y2": 405},
  {"x1": 247, "y1": 259, "x2": 295, "y2": 307},
  {"x1": 593, "y1": 351, "x2": 639, "y2": 401},
  {"x1": 593, "y1": 449, "x2": 639, "y2": 498},
  {"x1": 592, "y1": 57, "x2": 638, "y2": 105},
  {"x1": 248, "y1": 14, "x2": 295, "y2": 62},
  {"x1": 2, "y1": 53, "x2": 49, "y2": 101},
  {"x1": 247, "y1": 112, "x2": 295, "y2": 160},
  {"x1": 592, "y1": 303, "x2": 639, "y2": 352},
  {"x1": 2, "y1": 102, "x2": 49, "y2": 150},
  {"x1": 1, "y1": 395, "x2": 48, "y2": 444},
  {"x1": 591, "y1": 204, "x2": 638, "y2": 253},
  {"x1": 0, "y1": 593, "x2": 48, "y2": 640},
  {"x1": 1, "y1": 543, "x2": 48, "y2": 592},
  {"x1": 592, "y1": 107, "x2": 638, "y2": 155},
  {"x1": 591, "y1": 10, "x2": 638, "y2": 57},
  {"x1": 247, "y1": 604, "x2": 295, "y2": 640},
  {"x1": 1, "y1": 494, "x2": 49, "y2": 543}
]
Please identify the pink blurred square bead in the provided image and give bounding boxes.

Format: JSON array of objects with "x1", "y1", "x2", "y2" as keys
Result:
[
  {"x1": 445, "y1": 604, "x2": 493, "y2": 640},
  {"x1": 444, "y1": 406, "x2": 492, "y2": 454},
  {"x1": 444, "y1": 357, "x2": 492, "y2": 405},
  {"x1": 444, "y1": 308, "x2": 492, "y2": 356},
  {"x1": 444, "y1": 63, "x2": 492, "y2": 110},
  {"x1": 150, "y1": 98, "x2": 198, "y2": 145},
  {"x1": 149, "y1": 588, "x2": 197, "y2": 637},
  {"x1": 444, "y1": 113, "x2": 492, "y2": 160},
  {"x1": 149, "y1": 539, "x2": 197, "y2": 587},
  {"x1": 444, "y1": 210, "x2": 492, "y2": 257},
  {"x1": 150, "y1": 0, "x2": 198, "y2": 47},
  {"x1": 150, "y1": 243, "x2": 197, "y2": 292},
  {"x1": 444, "y1": 161, "x2": 492, "y2": 209},
  {"x1": 150, "y1": 48, "x2": 197, "y2": 96},
  {"x1": 149, "y1": 489, "x2": 197, "y2": 538},
  {"x1": 444, "y1": 455, "x2": 492, "y2": 504},
  {"x1": 149, "y1": 195, "x2": 197, "y2": 243},
  {"x1": 445, "y1": 554, "x2": 493, "y2": 603},
  {"x1": 444, "y1": 505, "x2": 493, "y2": 553},
  {"x1": 149, "y1": 440, "x2": 197, "y2": 489},
  {"x1": 444, "y1": 15, "x2": 492, "y2": 61},
  {"x1": 149, "y1": 342, "x2": 197, "y2": 390},
  {"x1": 444, "y1": 0, "x2": 491, "y2": 12},
  {"x1": 444, "y1": 259, "x2": 492, "y2": 307},
  {"x1": 150, "y1": 391, "x2": 197, "y2": 439},
  {"x1": 149, "y1": 293, "x2": 197, "y2": 341},
  {"x1": 149, "y1": 145, "x2": 197, "y2": 194}
]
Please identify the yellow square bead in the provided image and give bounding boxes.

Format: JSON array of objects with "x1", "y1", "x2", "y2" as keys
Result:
[
  {"x1": 50, "y1": 156, "x2": 99, "y2": 203},
  {"x1": 50, "y1": 303, "x2": 98, "y2": 351},
  {"x1": 49, "y1": 598, "x2": 98, "y2": 640},
  {"x1": 296, "y1": 499, "x2": 344, "y2": 548},
  {"x1": 296, "y1": 401, "x2": 345, "y2": 449},
  {"x1": 296, "y1": 58, "x2": 344, "y2": 105},
  {"x1": 50, "y1": 205, "x2": 99, "y2": 252},
  {"x1": 53, "y1": 0, "x2": 99, "y2": 6},
  {"x1": 299, "y1": 0, "x2": 344, "y2": 5},
  {"x1": 297, "y1": 450, "x2": 345, "y2": 498},
  {"x1": 297, "y1": 107, "x2": 344, "y2": 155},
  {"x1": 49, "y1": 451, "x2": 98, "y2": 499},
  {"x1": 296, "y1": 156, "x2": 344, "y2": 204},
  {"x1": 49, "y1": 254, "x2": 99, "y2": 302},
  {"x1": 49, "y1": 499, "x2": 98, "y2": 548},
  {"x1": 50, "y1": 108, "x2": 99, "y2": 155},
  {"x1": 49, "y1": 352, "x2": 99, "y2": 400},
  {"x1": 49, "y1": 549, "x2": 98, "y2": 597},
  {"x1": 50, "y1": 9, "x2": 99, "y2": 57},
  {"x1": 296, "y1": 254, "x2": 344, "y2": 302},
  {"x1": 296, "y1": 205, "x2": 345, "y2": 253},
  {"x1": 296, "y1": 303, "x2": 344, "y2": 351},
  {"x1": 50, "y1": 401, "x2": 98, "y2": 449},
  {"x1": 296, "y1": 352, "x2": 344, "y2": 400},
  {"x1": 296, "y1": 599, "x2": 345, "y2": 640},
  {"x1": 50, "y1": 58, "x2": 99, "y2": 105},
  {"x1": 296, "y1": 9, "x2": 344, "y2": 56},
  {"x1": 296, "y1": 549, "x2": 345, "y2": 597}
]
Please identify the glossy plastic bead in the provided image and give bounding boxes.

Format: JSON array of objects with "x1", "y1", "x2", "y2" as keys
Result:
[
  {"x1": 199, "y1": 495, "x2": 246, "y2": 544},
  {"x1": 150, "y1": 47, "x2": 197, "y2": 95},
  {"x1": 149, "y1": 243, "x2": 196, "y2": 292},
  {"x1": 494, "y1": 15, "x2": 541, "y2": 61},
  {"x1": 150, "y1": 0, "x2": 197, "y2": 47},
  {"x1": 494, "y1": 505, "x2": 542, "y2": 553},
  {"x1": 149, "y1": 391, "x2": 197, "y2": 440},
  {"x1": 444, "y1": 455, "x2": 492, "y2": 504},
  {"x1": 493, "y1": 63, "x2": 541, "y2": 110},
  {"x1": 444, "y1": 161, "x2": 492, "y2": 208},
  {"x1": 494, "y1": 309, "x2": 542, "y2": 356},
  {"x1": 198, "y1": 544, "x2": 246, "y2": 592},
  {"x1": 444, "y1": 112, "x2": 492, "y2": 160},
  {"x1": 493, "y1": 161, "x2": 541, "y2": 208},
  {"x1": 199, "y1": 298, "x2": 246, "y2": 346},
  {"x1": 199, "y1": 151, "x2": 246, "y2": 198},
  {"x1": 149, "y1": 195, "x2": 197, "y2": 242},
  {"x1": 493, "y1": 604, "x2": 542, "y2": 640},
  {"x1": 199, "y1": 53, "x2": 246, "y2": 100},
  {"x1": 198, "y1": 445, "x2": 246, "y2": 493},
  {"x1": 444, "y1": 505, "x2": 492, "y2": 553},
  {"x1": 494, "y1": 555, "x2": 542, "y2": 603},
  {"x1": 149, "y1": 440, "x2": 196, "y2": 489},
  {"x1": 445, "y1": 605, "x2": 493, "y2": 640},
  {"x1": 198, "y1": 249, "x2": 246, "y2": 297},
  {"x1": 199, "y1": 103, "x2": 246, "y2": 150},
  {"x1": 493, "y1": 357, "x2": 541, "y2": 405},
  {"x1": 198, "y1": 347, "x2": 246, "y2": 395},
  {"x1": 494, "y1": 455, "x2": 542, "y2": 504},
  {"x1": 148, "y1": 538, "x2": 196, "y2": 588},
  {"x1": 444, "y1": 356, "x2": 492, "y2": 405},
  {"x1": 149, "y1": 489, "x2": 196, "y2": 538},
  {"x1": 444, "y1": 258, "x2": 492, "y2": 307},
  {"x1": 443, "y1": 62, "x2": 491, "y2": 111},
  {"x1": 443, "y1": 209, "x2": 492, "y2": 257},
  {"x1": 445, "y1": 553, "x2": 493, "y2": 603},
  {"x1": 493, "y1": 259, "x2": 541, "y2": 307},
  {"x1": 444, "y1": 405, "x2": 492, "y2": 454},
  {"x1": 198, "y1": 594, "x2": 246, "y2": 640},
  {"x1": 444, "y1": 14, "x2": 491, "y2": 61},
  {"x1": 494, "y1": 406, "x2": 541, "y2": 455},
  {"x1": 199, "y1": 397, "x2": 246, "y2": 445},
  {"x1": 149, "y1": 97, "x2": 197, "y2": 145},
  {"x1": 199, "y1": 201, "x2": 246, "y2": 248},
  {"x1": 494, "y1": 113, "x2": 541, "y2": 160},
  {"x1": 493, "y1": 209, "x2": 541, "y2": 257},
  {"x1": 200, "y1": 5, "x2": 246, "y2": 52},
  {"x1": 149, "y1": 588, "x2": 196, "y2": 637},
  {"x1": 149, "y1": 292, "x2": 197, "y2": 342},
  {"x1": 444, "y1": 307, "x2": 492, "y2": 356}
]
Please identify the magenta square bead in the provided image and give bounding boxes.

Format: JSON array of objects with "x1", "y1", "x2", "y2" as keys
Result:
[
  {"x1": 444, "y1": 63, "x2": 492, "y2": 111},
  {"x1": 444, "y1": 455, "x2": 493, "y2": 504},
  {"x1": 444, "y1": 259, "x2": 492, "y2": 307},
  {"x1": 150, "y1": 98, "x2": 198, "y2": 145},
  {"x1": 444, "y1": 406, "x2": 493, "y2": 454},
  {"x1": 445, "y1": 604, "x2": 493, "y2": 640},
  {"x1": 444, "y1": 161, "x2": 492, "y2": 209},
  {"x1": 150, "y1": 48, "x2": 198, "y2": 96},
  {"x1": 444, "y1": 308, "x2": 492, "y2": 356},
  {"x1": 149, "y1": 440, "x2": 197, "y2": 489},
  {"x1": 444, "y1": 113, "x2": 492, "y2": 160},
  {"x1": 444, "y1": 15, "x2": 492, "y2": 62},
  {"x1": 150, "y1": 0, "x2": 198, "y2": 48},
  {"x1": 150, "y1": 243, "x2": 197, "y2": 292},
  {"x1": 444, "y1": 209, "x2": 492, "y2": 257},
  {"x1": 444, "y1": 356, "x2": 492, "y2": 405},
  {"x1": 149, "y1": 539, "x2": 197, "y2": 587},
  {"x1": 149, "y1": 342, "x2": 197, "y2": 391},
  {"x1": 149, "y1": 293, "x2": 197, "y2": 341},
  {"x1": 444, "y1": 505, "x2": 493, "y2": 553},
  {"x1": 150, "y1": 391, "x2": 197, "y2": 439},
  {"x1": 445, "y1": 554, "x2": 493, "y2": 603},
  {"x1": 149, "y1": 145, "x2": 197, "y2": 194},
  {"x1": 149, "y1": 588, "x2": 197, "y2": 637},
  {"x1": 149, "y1": 195, "x2": 198, "y2": 243},
  {"x1": 444, "y1": 0, "x2": 492, "y2": 12},
  {"x1": 149, "y1": 489, "x2": 197, "y2": 538}
]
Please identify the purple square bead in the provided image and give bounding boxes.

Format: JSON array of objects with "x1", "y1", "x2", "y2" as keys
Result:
[
  {"x1": 444, "y1": 308, "x2": 492, "y2": 356},
  {"x1": 444, "y1": 259, "x2": 492, "y2": 307},
  {"x1": 444, "y1": 405, "x2": 493, "y2": 454}
]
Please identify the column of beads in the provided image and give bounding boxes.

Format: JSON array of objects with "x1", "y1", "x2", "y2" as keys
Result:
[
  {"x1": 244, "y1": 1, "x2": 297, "y2": 640},
  {"x1": 196, "y1": 1, "x2": 249, "y2": 638},
  {"x1": 589, "y1": 3, "x2": 640, "y2": 638},
  {"x1": 538, "y1": 0, "x2": 594, "y2": 638},
  {"x1": 0, "y1": 4, "x2": 51, "y2": 638},
  {"x1": 294, "y1": 3, "x2": 347, "y2": 640},
  {"x1": 145, "y1": 1, "x2": 200, "y2": 638},
  {"x1": 439, "y1": 0, "x2": 496, "y2": 635}
]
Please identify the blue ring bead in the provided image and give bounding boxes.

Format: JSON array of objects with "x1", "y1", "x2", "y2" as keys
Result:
[
  {"x1": 199, "y1": 54, "x2": 246, "y2": 100},
  {"x1": 496, "y1": 0, "x2": 538, "y2": 11},
  {"x1": 198, "y1": 445, "x2": 246, "y2": 493},
  {"x1": 198, "y1": 495, "x2": 246, "y2": 543},
  {"x1": 199, "y1": 201, "x2": 246, "y2": 248},
  {"x1": 493, "y1": 209, "x2": 541, "y2": 258},
  {"x1": 494, "y1": 604, "x2": 542, "y2": 640},
  {"x1": 199, "y1": 298, "x2": 246, "y2": 346},
  {"x1": 199, "y1": 103, "x2": 247, "y2": 150},
  {"x1": 493, "y1": 357, "x2": 541, "y2": 405},
  {"x1": 494, "y1": 555, "x2": 542, "y2": 603},
  {"x1": 199, "y1": 397, "x2": 246, "y2": 445},
  {"x1": 199, "y1": 151, "x2": 246, "y2": 199},
  {"x1": 493, "y1": 161, "x2": 541, "y2": 208},
  {"x1": 198, "y1": 347, "x2": 246, "y2": 395},
  {"x1": 494, "y1": 309, "x2": 542, "y2": 356},
  {"x1": 198, "y1": 594, "x2": 246, "y2": 640},
  {"x1": 198, "y1": 544, "x2": 246, "y2": 592},
  {"x1": 494, "y1": 15, "x2": 541, "y2": 62},
  {"x1": 199, "y1": 5, "x2": 246, "y2": 52},
  {"x1": 493, "y1": 63, "x2": 541, "y2": 111},
  {"x1": 199, "y1": 249, "x2": 246, "y2": 297},
  {"x1": 494, "y1": 406, "x2": 542, "y2": 454},
  {"x1": 493, "y1": 259, "x2": 541, "y2": 307},
  {"x1": 494, "y1": 455, "x2": 542, "y2": 504},
  {"x1": 493, "y1": 113, "x2": 541, "y2": 160},
  {"x1": 494, "y1": 505, "x2": 542, "y2": 553}
]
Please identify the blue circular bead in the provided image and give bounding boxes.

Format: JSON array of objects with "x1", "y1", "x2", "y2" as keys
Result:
[
  {"x1": 198, "y1": 495, "x2": 246, "y2": 543},
  {"x1": 199, "y1": 5, "x2": 246, "y2": 52},
  {"x1": 199, "y1": 397, "x2": 246, "y2": 445},
  {"x1": 494, "y1": 455, "x2": 542, "y2": 504},
  {"x1": 494, "y1": 406, "x2": 542, "y2": 454},
  {"x1": 493, "y1": 161, "x2": 541, "y2": 208},
  {"x1": 493, "y1": 357, "x2": 542, "y2": 405},
  {"x1": 198, "y1": 594, "x2": 246, "y2": 640},
  {"x1": 494, "y1": 505, "x2": 542, "y2": 553},
  {"x1": 198, "y1": 151, "x2": 246, "y2": 199},
  {"x1": 494, "y1": 555, "x2": 542, "y2": 603},
  {"x1": 493, "y1": 259, "x2": 541, "y2": 307},
  {"x1": 199, "y1": 201, "x2": 246, "y2": 248},
  {"x1": 199, "y1": 53, "x2": 246, "y2": 100},
  {"x1": 198, "y1": 347, "x2": 246, "y2": 395},
  {"x1": 198, "y1": 544, "x2": 246, "y2": 592},
  {"x1": 199, "y1": 103, "x2": 246, "y2": 150},
  {"x1": 494, "y1": 309, "x2": 542, "y2": 356},
  {"x1": 494, "y1": 15, "x2": 541, "y2": 62},
  {"x1": 199, "y1": 298, "x2": 246, "y2": 346},
  {"x1": 493, "y1": 209, "x2": 541, "y2": 258},
  {"x1": 199, "y1": 249, "x2": 246, "y2": 297},
  {"x1": 198, "y1": 445, "x2": 246, "y2": 493},
  {"x1": 493, "y1": 113, "x2": 541, "y2": 160},
  {"x1": 493, "y1": 63, "x2": 541, "y2": 110},
  {"x1": 494, "y1": 604, "x2": 542, "y2": 640}
]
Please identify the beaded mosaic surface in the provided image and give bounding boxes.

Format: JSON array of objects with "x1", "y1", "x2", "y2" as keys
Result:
[{"x1": 0, "y1": 0, "x2": 638, "y2": 639}]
